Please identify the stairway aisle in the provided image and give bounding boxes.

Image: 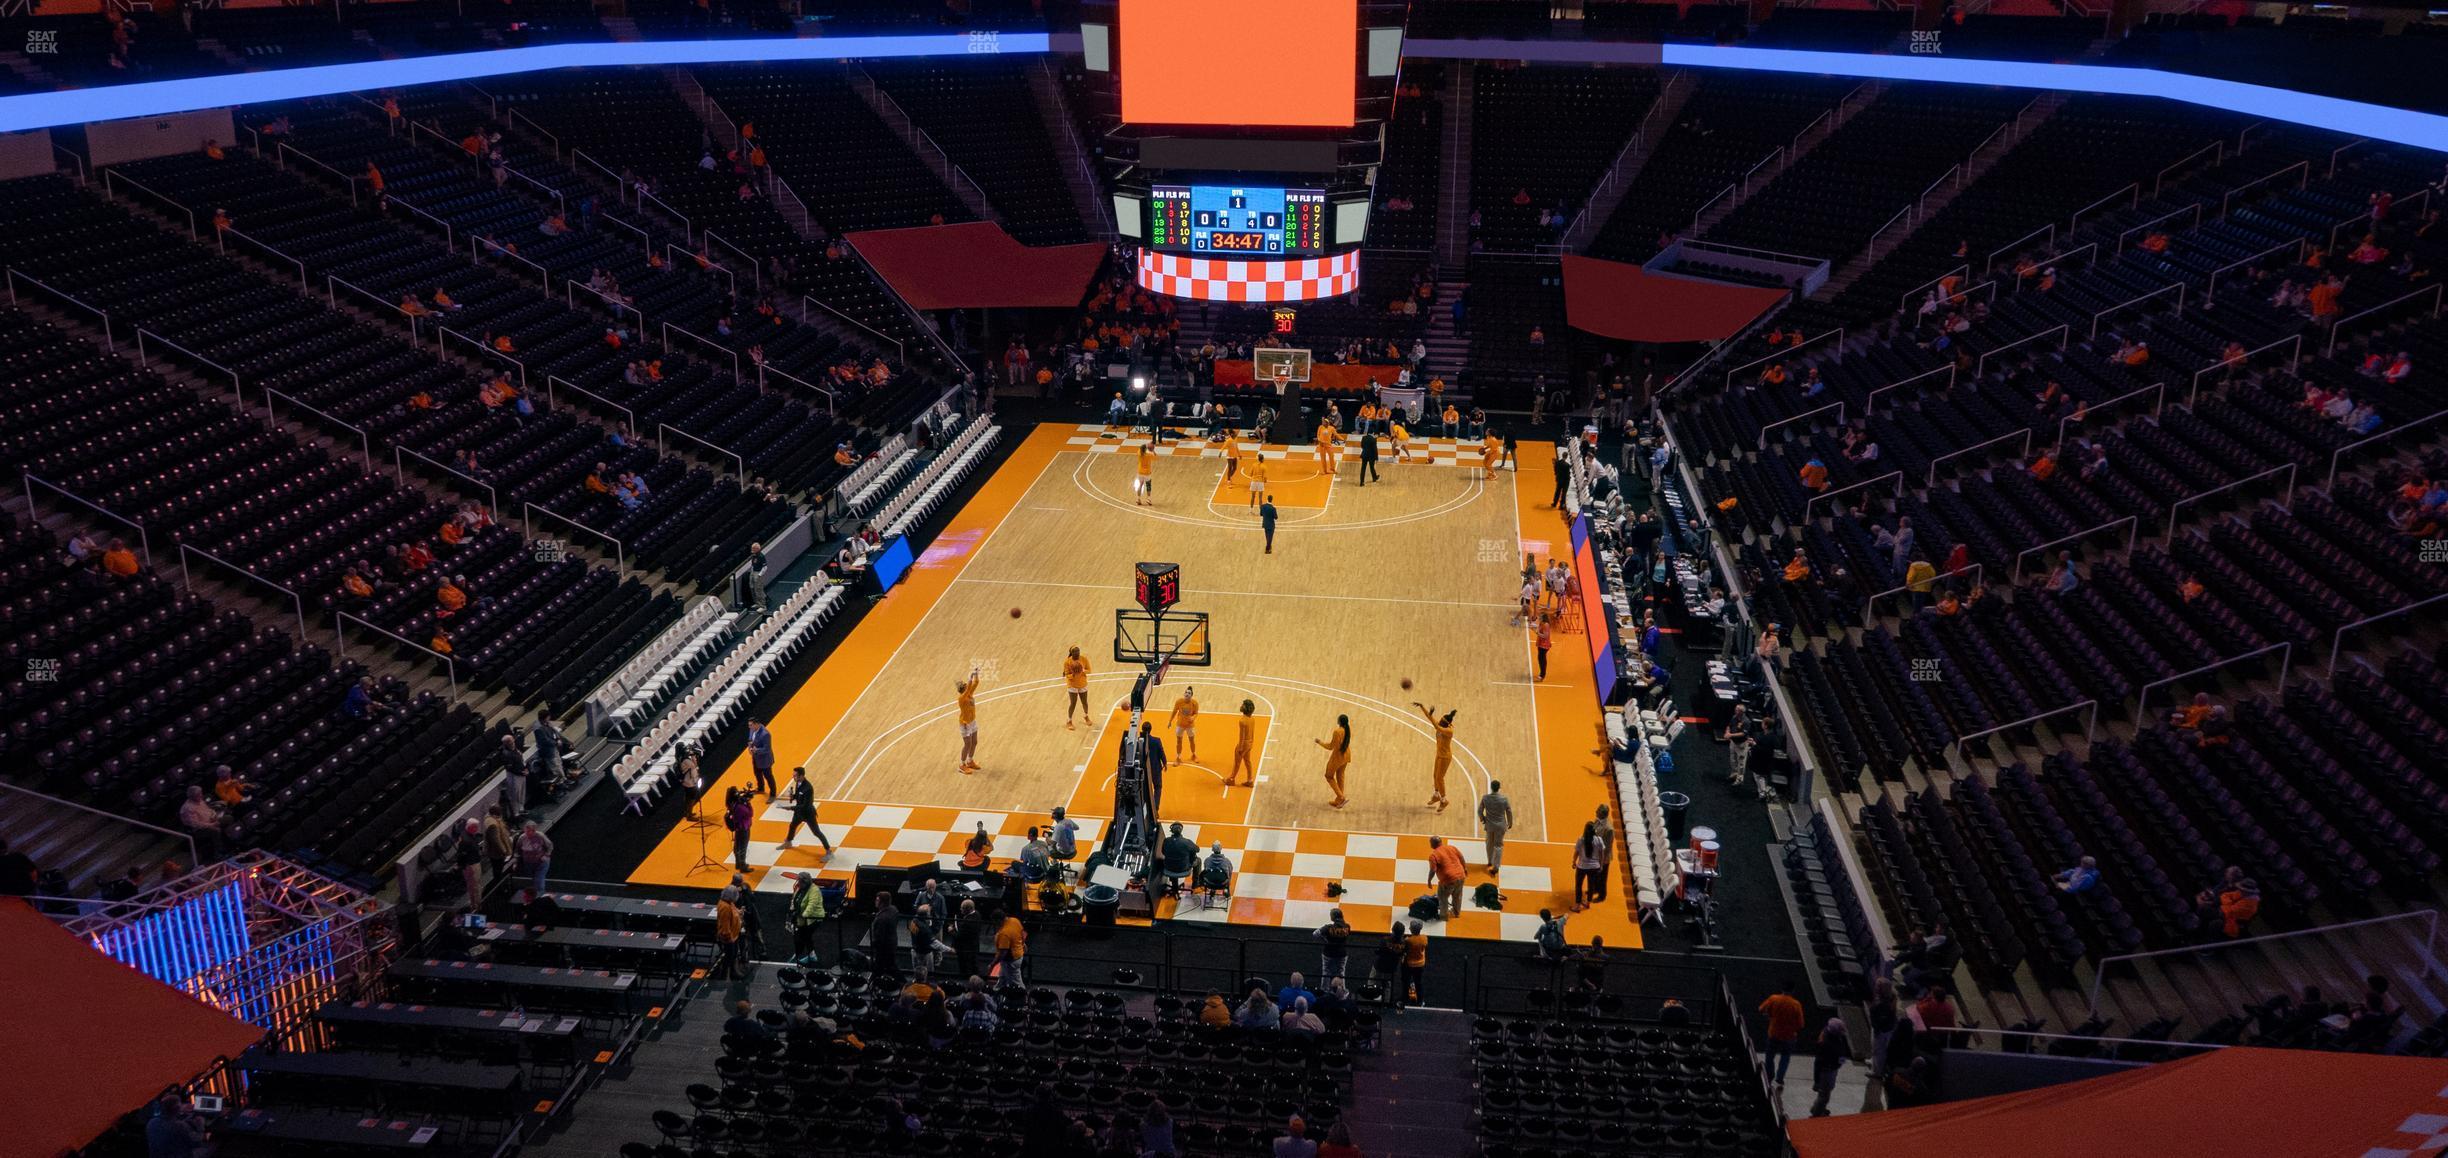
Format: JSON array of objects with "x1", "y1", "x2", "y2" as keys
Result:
[{"x1": 1344, "y1": 1008, "x2": 1478, "y2": 1157}]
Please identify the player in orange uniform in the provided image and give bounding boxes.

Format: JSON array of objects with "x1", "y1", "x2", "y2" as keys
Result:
[
  {"x1": 1245, "y1": 452, "x2": 1269, "y2": 509},
  {"x1": 1414, "y1": 702, "x2": 1457, "y2": 812},
  {"x1": 1316, "y1": 714, "x2": 1352, "y2": 809},
  {"x1": 1134, "y1": 441, "x2": 1156, "y2": 505},
  {"x1": 1227, "y1": 699, "x2": 1257, "y2": 787},
  {"x1": 1315, "y1": 417, "x2": 1339, "y2": 476},
  {"x1": 1062, "y1": 646, "x2": 1091, "y2": 729},
  {"x1": 955, "y1": 668, "x2": 982, "y2": 774},
  {"x1": 1167, "y1": 686, "x2": 1201, "y2": 762}
]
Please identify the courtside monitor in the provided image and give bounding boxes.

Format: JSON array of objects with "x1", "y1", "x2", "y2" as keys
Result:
[
  {"x1": 1148, "y1": 184, "x2": 1328, "y2": 256},
  {"x1": 1118, "y1": 0, "x2": 1358, "y2": 128},
  {"x1": 869, "y1": 535, "x2": 916, "y2": 595}
]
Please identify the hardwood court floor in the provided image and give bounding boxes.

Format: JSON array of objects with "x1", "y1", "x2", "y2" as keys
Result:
[{"x1": 630, "y1": 423, "x2": 1638, "y2": 948}]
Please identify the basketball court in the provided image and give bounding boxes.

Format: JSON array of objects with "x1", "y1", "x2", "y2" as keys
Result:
[{"x1": 629, "y1": 420, "x2": 1638, "y2": 949}]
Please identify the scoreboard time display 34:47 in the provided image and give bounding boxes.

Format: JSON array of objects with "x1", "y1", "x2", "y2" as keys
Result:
[{"x1": 1148, "y1": 184, "x2": 1327, "y2": 256}]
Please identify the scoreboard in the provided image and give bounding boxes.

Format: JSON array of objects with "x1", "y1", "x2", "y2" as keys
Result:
[{"x1": 1148, "y1": 184, "x2": 1327, "y2": 256}]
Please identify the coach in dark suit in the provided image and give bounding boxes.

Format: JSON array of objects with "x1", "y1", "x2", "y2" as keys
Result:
[
  {"x1": 1358, "y1": 432, "x2": 1381, "y2": 485},
  {"x1": 1260, "y1": 497, "x2": 1279, "y2": 554}
]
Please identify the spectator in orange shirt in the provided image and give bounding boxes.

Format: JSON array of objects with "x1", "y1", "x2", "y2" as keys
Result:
[
  {"x1": 401, "y1": 542, "x2": 435, "y2": 573},
  {"x1": 430, "y1": 626, "x2": 454, "y2": 655},
  {"x1": 339, "y1": 568, "x2": 374, "y2": 605},
  {"x1": 435, "y1": 576, "x2": 469, "y2": 617},
  {"x1": 364, "y1": 163, "x2": 383, "y2": 195},
  {"x1": 2029, "y1": 447, "x2": 2059, "y2": 482},
  {"x1": 1781, "y1": 549, "x2": 1811, "y2": 584},
  {"x1": 2307, "y1": 275, "x2": 2345, "y2": 319},
  {"x1": 1797, "y1": 457, "x2": 1829, "y2": 491},
  {"x1": 2171, "y1": 692, "x2": 2215, "y2": 731},
  {"x1": 438, "y1": 519, "x2": 467, "y2": 548},
  {"x1": 101, "y1": 539, "x2": 140, "y2": 577},
  {"x1": 211, "y1": 208, "x2": 231, "y2": 233},
  {"x1": 1426, "y1": 835, "x2": 1467, "y2": 919},
  {"x1": 1758, "y1": 983, "x2": 1806, "y2": 1087},
  {"x1": 492, "y1": 333, "x2": 516, "y2": 354},
  {"x1": 203, "y1": 139, "x2": 225, "y2": 160}
]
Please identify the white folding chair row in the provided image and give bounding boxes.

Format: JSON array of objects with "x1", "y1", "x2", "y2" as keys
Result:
[
  {"x1": 887, "y1": 428, "x2": 999, "y2": 539},
  {"x1": 871, "y1": 420, "x2": 988, "y2": 534},
  {"x1": 847, "y1": 446, "x2": 921, "y2": 515},
  {"x1": 840, "y1": 434, "x2": 909, "y2": 500},
  {"x1": 621, "y1": 586, "x2": 849, "y2": 815},
  {"x1": 608, "y1": 613, "x2": 741, "y2": 735}
]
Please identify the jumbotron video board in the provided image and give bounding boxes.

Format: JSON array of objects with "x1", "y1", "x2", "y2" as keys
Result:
[{"x1": 1147, "y1": 184, "x2": 1328, "y2": 256}]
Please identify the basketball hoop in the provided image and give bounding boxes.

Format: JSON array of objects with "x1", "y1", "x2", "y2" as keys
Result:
[{"x1": 1271, "y1": 366, "x2": 1293, "y2": 396}]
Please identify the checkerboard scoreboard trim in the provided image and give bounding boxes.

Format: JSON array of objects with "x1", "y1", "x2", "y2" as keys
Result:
[{"x1": 1137, "y1": 249, "x2": 1362, "y2": 303}]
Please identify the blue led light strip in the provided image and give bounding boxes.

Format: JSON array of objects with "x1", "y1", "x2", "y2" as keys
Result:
[
  {"x1": 1660, "y1": 44, "x2": 2448, "y2": 154},
  {"x1": 0, "y1": 32, "x2": 1049, "y2": 133},
  {"x1": 1, "y1": 31, "x2": 2441, "y2": 153}
]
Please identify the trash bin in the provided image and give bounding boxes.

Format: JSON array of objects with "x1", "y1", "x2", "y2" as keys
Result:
[
  {"x1": 1081, "y1": 883, "x2": 1121, "y2": 927},
  {"x1": 1658, "y1": 791, "x2": 1692, "y2": 846}
]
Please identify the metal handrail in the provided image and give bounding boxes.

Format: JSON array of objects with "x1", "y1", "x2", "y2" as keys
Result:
[
  {"x1": 1757, "y1": 402, "x2": 1844, "y2": 452},
  {"x1": 469, "y1": 233, "x2": 548, "y2": 289},
  {"x1": 2219, "y1": 159, "x2": 2309, "y2": 219},
  {"x1": 102, "y1": 168, "x2": 197, "y2": 236},
  {"x1": 669, "y1": 242, "x2": 735, "y2": 299},
  {"x1": 277, "y1": 142, "x2": 359, "y2": 206},
  {"x1": 2329, "y1": 594, "x2": 2448, "y2": 672},
  {"x1": 327, "y1": 273, "x2": 423, "y2": 344},
  {"x1": 1916, "y1": 164, "x2": 1960, "y2": 212},
  {"x1": 525, "y1": 502, "x2": 625, "y2": 575},
  {"x1": 2235, "y1": 120, "x2": 2268, "y2": 152},
  {"x1": 2324, "y1": 283, "x2": 2444, "y2": 357},
  {"x1": 2152, "y1": 141, "x2": 2222, "y2": 197},
  {"x1": 757, "y1": 360, "x2": 838, "y2": 413},
  {"x1": 1789, "y1": 107, "x2": 1833, "y2": 155},
  {"x1": 1803, "y1": 470, "x2": 1901, "y2": 522},
  {"x1": 1864, "y1": 563, "x2": 1982, "y2": 624},
  {"x1": 2135, "y1": 641, "x2": 2292, "y2": 734},
  {"x1": 52, "y1": 144, "x2": 88, "y2": 185},
  {"x1": 1722, "y1": 327, "x2": 1840, "y2": 391},
  {"x1": 6, "y1": 267, "x2": 114, "y2": 349},
  {"x1": 2327, "y1": 187, "x2": 2434, "y2": 252},
  {"x1": 802, "y1": 288, "x2": 910, "y2": 362},
  {"x1": 570, "y1": 149, "x2": 627, "y2": 204},
  {"x1": 2068, "y1": 182, "x2": 2139, "y2": 230},
  {"x1": 381, "y1": 193, "x2": 455, "y2": 251},
  {"x1": 1742, "y1": 146, "x2": 1784, "y2": 195},
  {"x1": 178, "y1": 541, "x2": 306, "y2": 641},
  {"x1": 2166, "y1": 461, "x2": 2296, "y2": 541},
  {"x1": 544, "y1": 374, "x2": 636, "y2": 436},
  {"x1": 2090, "y1": 281, "x2": 2185, "y2": 339},
  {"x1": 2204, "y1": 237, "x2": 2307, "y2": 302},
  {"x1": 265, "y1": 387, "x2": 372, "y2": 466},
  {"x1": 2087, "y1": 907, "x2": 2435, "y2": 1016},
  {"x1": 2327, "y1": 137, "x2": 2372, "y2": 179},
  {"x1": 1865, "y1": 203, "x2": 1915, "y2": 253},
  {"x1": 23, "y1": 471, "x2": 150, "y2": 567},
  {"x1": 2013, "y1": 516, "x2": 2137, "y2": 582},
  {"x1": 1691, "y1": 181, "x2": 1738, "y2": 232},
  {"x1": 134, "y1": 328, "x2": 243, "y2": 404},
  {"x1": 1900, "y1": 263, "x2": 1972, "y2": 314},
  {"x1": 1975, "y1": 324, "x2": 2069, "y2": 377},
  {"x1": 598, "y1": 211, "x2": 652, "y2": 254},
  {"x1": 1985, "y1": 222, "x2": 2056, "y2": 274},
  {"x1": 509, "y1": 108, "x2": 561, "y2": 158},
  {"x1": 218, "y1": 225, "x2": 308, "y2": 292},
  {"x1": 1675, "y1": 238, "x2": 1828, "y2": 267},
  {"x1": 336, "y1": 610, "x2": 456, "y2": 697},
  {"x1": 660, "y1": 423, "x2": 746, "y2": 479},
  {"x1": 0, "y1": 782, "x2": 196, "y2": 875},
  {"x1": 565, "y1": 278, "x2": 644, "y2": 331},
  {"x1": 437, "y1": 324, "x2": 527, "y2": 389},
  {"x1": 2046, "y1": 241, "x2": 2101, "y2": 271},
  {"x1": 1925, "y1": 428, "x2": 2032, "y2": 487},
  {"x1": 2060, "y1": 380, "x2": 2165, "y2": 449},
  {"x1": 394, "y1": 444, "x2": 500, "y2": 517},
  {"x1": 2327, "y1": 406, "x2": 2448, "y2": 488},
  {"x1": 701, "y1": 229, "x2": 762, "y2": 291},
  {"x1": 1948, "y1": 699, "x2": 2100, "y2": 765},
  {"x1": 2115, "y1": 202, "x2": 2201, "y2": 253},
  {"x1": 661, "y1": 321, "x2": 741, "y2": 381},
  {"x1": 1864, "y1": 363, "x2": 1956, "y2": 415},
  {"x1": 2186, "y1": 333, "x2": 2300, "y2": 409},
  {"x1": 640, "y1": 190, "x2": 692, "y2": 240}
]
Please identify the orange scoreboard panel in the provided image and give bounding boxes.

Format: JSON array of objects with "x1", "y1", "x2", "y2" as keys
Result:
[{"x1": 1118, "y1": 0, "x2": 1358, "y2": 128}]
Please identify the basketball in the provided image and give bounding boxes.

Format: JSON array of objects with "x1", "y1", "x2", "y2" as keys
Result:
[
  {"x1": 1400, "y1": 678, "x2": 1413, "y2": 690},
  {"x1": 1010, "y1": 608, "x2": 1023, "y2": 619}
]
